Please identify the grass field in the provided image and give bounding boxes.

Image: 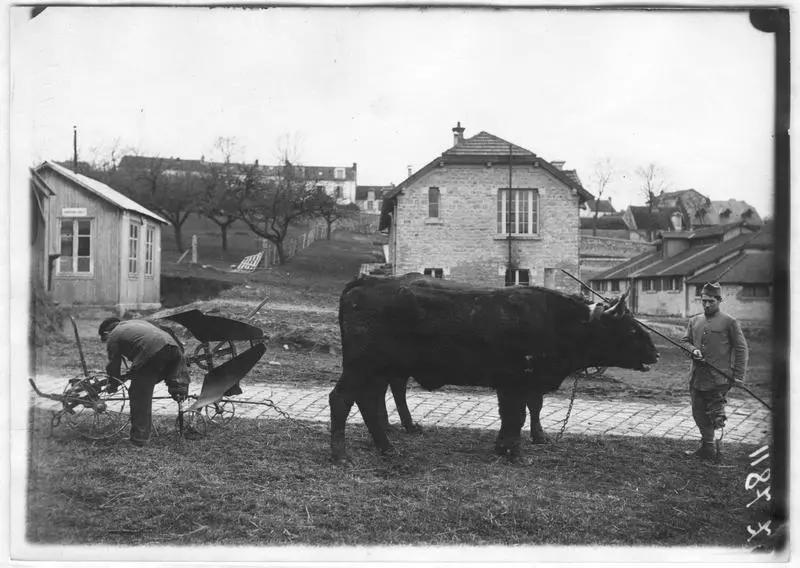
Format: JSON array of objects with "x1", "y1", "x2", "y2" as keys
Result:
[
  {"x1": 26, "y1": 225, "x2": 783, "y2": 554},
  {"x1": 26, "y1": 405, "x2": 775, "y2": 548}
]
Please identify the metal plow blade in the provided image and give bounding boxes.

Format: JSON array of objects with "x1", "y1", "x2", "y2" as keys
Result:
[
  {"x1": 188, "y1": 343, "x2": 267, "y2": 411},
  {"x1": 161, "y1": 309, "x2": 264, "y2": 342}
]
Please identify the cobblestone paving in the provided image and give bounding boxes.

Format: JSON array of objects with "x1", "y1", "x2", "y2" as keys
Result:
[{"x1": 30, "y1": 374, "x2": 771, "y2": 444}]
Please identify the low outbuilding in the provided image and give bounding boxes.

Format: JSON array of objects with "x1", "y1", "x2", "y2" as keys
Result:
[{"x1": 33, "y1": 161, "x2": 169, "y2": 314}]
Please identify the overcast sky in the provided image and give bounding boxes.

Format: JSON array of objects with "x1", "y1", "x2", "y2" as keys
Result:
[{"x1": 11, "y1": 6, "x2": 776, "y2": 216}]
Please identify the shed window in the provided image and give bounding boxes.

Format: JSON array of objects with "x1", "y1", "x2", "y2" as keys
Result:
[
  {"x1": 129, "y1": 223, "x2": 140, "y2": 275},
  {"x1": 742, "y1": 285, "x2": 770, "y2": 298},
  {"x1": 497, "y1": 189, "x2": 539, "y2": 235},
  {"x1": 144, "y1": 225, "x2": 155, "y2": 277},
  {"x1": 642, "y1": 279, "x2": 652, "y2": 292},
  {"x1": 663, "y1": 276, "x2": 682, "y2": 291},
  {"x1": 505, "y1": 269, "x2": 530, "y2": 287},
  {"x1": 428, "y1": 187, "x2": 440, "y2": 218},
  {"x1": 367, "y1": 200, "x2": 374, "y2": 211},
  {"x1": 423, "y1": 268, "x2": 444, "y2": 279},
  {"x1": 334, "y1": 167, "x2": 345, "y2": 180},
  {"x1": 610, "y1": 280, "x2": 620, "y2": 292},
  {"x1": 59, "y1": 218, "x2": 92, "y2": 274}
]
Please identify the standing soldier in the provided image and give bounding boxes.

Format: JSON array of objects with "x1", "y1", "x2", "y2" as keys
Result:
[
  {"x1": 99, "y1": 317, "x2": 190, "y2": 447},
  {"x1": 681, "y1": 282, "x2": 748, "y2": 461}
]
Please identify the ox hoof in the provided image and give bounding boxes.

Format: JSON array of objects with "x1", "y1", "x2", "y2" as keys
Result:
[
  {"x1": 379, "y1": 446, "x2": 399, "y2": 458},
  {"x1": 530, "y1": 434, "x2": 551, "y2": 445},
  {"x1": 404, "y1": 423, "x2": 423, "y2": 435}
]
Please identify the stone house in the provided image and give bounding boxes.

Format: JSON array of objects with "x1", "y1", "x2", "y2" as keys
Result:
[
  {"x1": 590, "y1": 221, "x2": 772, "y2": 320},
  {"x1": 379, "y1": 123, "x2": 593, "y2": 290},
  {"x1": 356, "y1": 185, "x2": 393, "y2": 213},
  {"x1": 119, "y1": 156, "x2": 359, "y2": 204},
  {"x1": 579, "y1": 198, "x2": 616, "y2": 218}
]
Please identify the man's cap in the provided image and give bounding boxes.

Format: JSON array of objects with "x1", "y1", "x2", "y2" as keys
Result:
[
  {"x1": 98, "y1": 317, "x2": 121, "y2": 338},
  {"x1": 701, "y1": 282, "x2": 722, "y2": 298}
]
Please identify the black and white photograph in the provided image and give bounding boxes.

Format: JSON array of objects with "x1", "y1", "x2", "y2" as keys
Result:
[{"x1": 4, "y1": 2, "x2": 791, "y2": 565}]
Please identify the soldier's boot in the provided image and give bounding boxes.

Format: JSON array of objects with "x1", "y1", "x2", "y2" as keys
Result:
[{"x1": 684, "y1": 441, "x2": 717, "y2": 461}]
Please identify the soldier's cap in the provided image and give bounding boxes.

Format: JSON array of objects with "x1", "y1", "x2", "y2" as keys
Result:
[
  {"x1": 98, "y1": 317, "x2": 121, "y2": 338},
  {"x1": 701, "y1": 282, "x2": 722, "y2": 298}
]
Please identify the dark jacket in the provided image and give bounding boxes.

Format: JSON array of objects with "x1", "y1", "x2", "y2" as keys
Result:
[
  {"x1": 106, "y1": 320, "x2": 183, "y2": 379},
  {"x1": 681, "y1": 311, "x2": 748, "y2": 390}
]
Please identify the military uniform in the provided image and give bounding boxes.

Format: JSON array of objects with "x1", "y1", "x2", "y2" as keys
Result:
[
  {"x1": 681, "y1": 309, "x2": 748, "y2": 445},
  {"x1": 105, "y1": 319, "x2": 190, "y2": 446}
]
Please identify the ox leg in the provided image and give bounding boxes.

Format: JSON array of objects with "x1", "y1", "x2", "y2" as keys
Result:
[
  {"x1": 389, "y1": 376, "x2": 421, "y2": 433},
  {"x1": 355, "y1": 384, "x2": 394, "y2": 456},
  {"x1": 494, "y1": 387, "x2": 527, "y2": 458},
  {"x1": 527, "y1": 391, "x2": 550, "y2": 444},
  {"x1": 329, "y1": 381, "x2": 356, "y2": 463}
]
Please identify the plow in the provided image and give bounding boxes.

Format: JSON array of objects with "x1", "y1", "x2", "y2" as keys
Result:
[{"x1": 29, "y1": 304, "x2": 269, "y2": 440}]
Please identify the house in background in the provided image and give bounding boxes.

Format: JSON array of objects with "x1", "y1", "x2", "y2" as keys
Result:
[
  {"x1": 579, "y1": 197, "x2": 616, "y2": 218},
  {"x1": 590, "y1": 221, "x2": 771, "y2": 320},
  {"x1": 356, "y1": 185, "x2": 393, "y2": 213},
  {"x1": 118, "y1": 156, "x2": 359, "y2": 205},
  {"x1": 380, "y1": 123, "x2": 593, "y2": 290},
  {"x1": 34, "y1": 161, "x2": 169, "y2": 315}
]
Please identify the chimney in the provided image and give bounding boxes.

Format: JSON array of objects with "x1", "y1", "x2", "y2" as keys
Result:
[
  {"x1": 407, "y1": 165, "x2": 412, "y2": 178},
  {"x1": 671, "y1": 211, "x2": 683, "y2": 232},
  {"x1": 551, "y1": 160, "x2": 565, "y2": 170},
  {"x1": 452, "y1": 121, "x2": 465, "y2": 146}
]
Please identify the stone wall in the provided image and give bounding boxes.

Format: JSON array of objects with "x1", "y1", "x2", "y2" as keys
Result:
[{"x1": 391, "y1": 163, "x2": 581, "y2": 292}]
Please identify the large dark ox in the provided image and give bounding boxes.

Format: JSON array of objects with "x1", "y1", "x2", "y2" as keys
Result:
[{"x1": 329, "y1": 274, "x2": 658, "y2": 462}]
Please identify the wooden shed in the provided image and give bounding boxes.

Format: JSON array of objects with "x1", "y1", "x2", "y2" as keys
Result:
[{"x1": 33, "y1": 161, "x2": 169, "y2": 314}]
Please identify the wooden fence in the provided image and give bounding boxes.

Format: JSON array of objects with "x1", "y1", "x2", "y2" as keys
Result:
[{"x1": 258, "y1": 223, "x2": 328, "y2": 267}]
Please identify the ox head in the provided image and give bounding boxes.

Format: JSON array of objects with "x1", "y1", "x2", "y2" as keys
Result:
[{"x1": 586, "y1": 291, "x2": 658, "y2": 371}]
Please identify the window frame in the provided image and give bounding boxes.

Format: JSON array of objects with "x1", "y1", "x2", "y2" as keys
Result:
[
  {"x1": 57, "y1": 217, "x2": 94, "y2": 276},
  {"x1": 505, "y1": 268, "x2": 530, "y2": 287},
  {"x1": 128, "y1": 222, "x2": 141, "y2": 276},
  {"x1": 428, "y1": 187, "x2": 440, "y2": 219},
  {"x1": 423, "y1": 268, "x2": 444, "y2": 279},
  {"x1": 741, "y1": 284, "x2": 771, "y2": 298},
  {"x1": 144, "y1": 225, "x2": 155, "y2": 277},
  {"x1": 497, "y1": 188, "x2": 539, "y2": 236}
]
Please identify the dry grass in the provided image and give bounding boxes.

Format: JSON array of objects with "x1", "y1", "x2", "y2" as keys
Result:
[{"x1": 26, "y1": 405, "x2": 778, "y2": 549}]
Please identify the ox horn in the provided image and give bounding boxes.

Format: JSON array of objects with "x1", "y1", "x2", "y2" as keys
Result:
[{"x1": 606, "y1": 290, "x2": 630, "y2": 318}]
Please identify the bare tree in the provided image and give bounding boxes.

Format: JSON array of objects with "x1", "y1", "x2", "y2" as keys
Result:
[
  {"x1": 200, "y1": 137, "x2": 245, "y2": 252},
  {"x1": 312, "y1": 190, "x2": 360, "y2": 240},
  {"x1": 590, "y1": 158, "x2": 615, "y2": 237},
  {"x1": 235, "y1": 160, "x2": 320, "y2": 265},
  {"x1": 116, "y1": 155, "x2": 199, "y2": 253},
  {"x1": 635, "y1": 163, "x2": 670, "y2": 209}
]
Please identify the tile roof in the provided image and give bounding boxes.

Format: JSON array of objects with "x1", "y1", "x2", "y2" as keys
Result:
[
  {"x1": 383, "y1": 130, "x2": 592, "y2": 206},
  {"x1": 687, "y1": 251, "x2": 773, "y2": 284},
  {"x1": 580, "y1": 214, "x2": 627, "y2": 230},
  {"x1": 591, "y1": 225, "x2": 772, "y2": 282},
  {"x1": 628, "y1": 205, "x2": 682, "y2": 232},
  {"x1": 590, "y1": 250, "x2": 662, "y2": 280},
  {"x1": 584, "y1": 198, "x2": 615, "y2": 213},
  {"x1": 38, "y1": 161, "x2": 168, "y2": 224},
  {"x1": 442, "y1": 131, "x2": 536, "y2": 158},
  {"x1": 660, "y1": 221, "x2": 755, "y2": 240},
  {"x1": 119, "y1": 156, "x2": 357, "y2": 182}
]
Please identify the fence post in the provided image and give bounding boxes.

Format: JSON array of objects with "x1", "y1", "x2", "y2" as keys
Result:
[
  {"x1": 191, "y1": 235, "x2": 198, "y2": 264},
  {"x1": 261, "y1": 239, "x2": 269, "y2": 268}
]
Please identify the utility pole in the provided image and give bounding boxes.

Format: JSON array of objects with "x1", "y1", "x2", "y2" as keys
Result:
[{"x1": 72, "y1": 125, "x2": 78, "y2": 172}]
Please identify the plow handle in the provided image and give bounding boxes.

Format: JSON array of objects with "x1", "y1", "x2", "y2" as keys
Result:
[{"x1": 28, "y1": 378, "x2": 66, "y2": 403}]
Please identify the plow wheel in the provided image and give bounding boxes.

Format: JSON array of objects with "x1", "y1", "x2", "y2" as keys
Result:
[
  {"x1": 179, "y1": 410, "x2": 208, "y2": 438},
  {"x1": 62, "y1": 374, "x2": 129, "y2": 440},
  {"x1": 204, "y1": 400, "x2": 236, "y2": 428}
]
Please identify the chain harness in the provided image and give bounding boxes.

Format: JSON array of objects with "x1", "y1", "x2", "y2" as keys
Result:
[{"x1": 555, "y1": 371, "x2": 582, "y2": 442}]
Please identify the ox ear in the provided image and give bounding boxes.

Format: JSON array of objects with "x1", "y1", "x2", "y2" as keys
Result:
[{"x1": 588, "y1": 302, "x2": 606, "y2": 321}]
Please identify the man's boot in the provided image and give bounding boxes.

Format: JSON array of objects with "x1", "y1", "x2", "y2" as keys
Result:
[{"x1": 685, "y1": 441, "x2": 716, "y2": 461}]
